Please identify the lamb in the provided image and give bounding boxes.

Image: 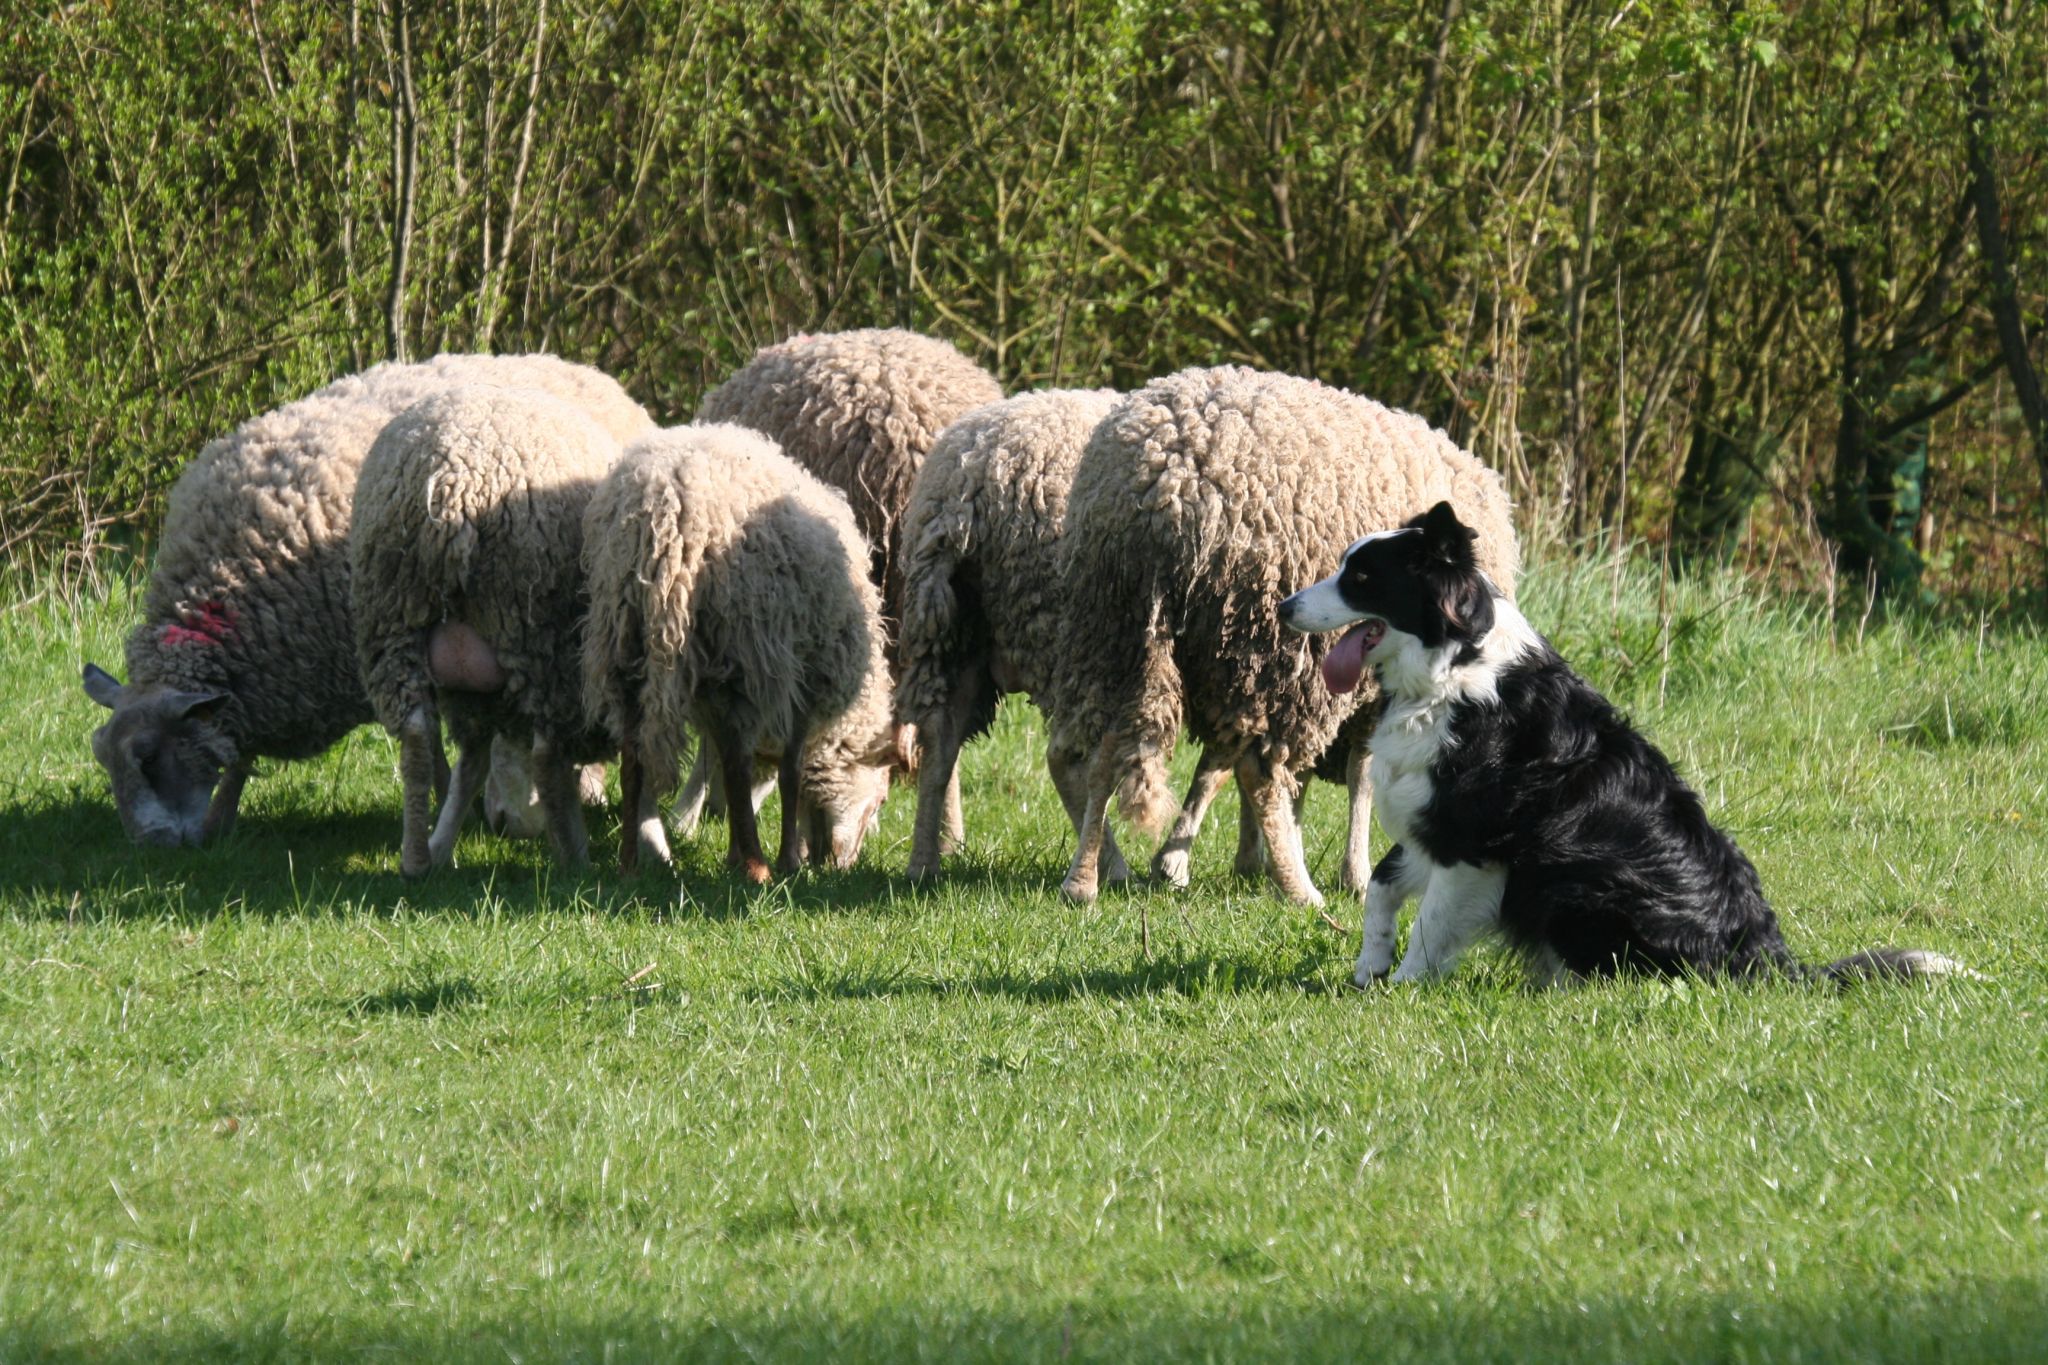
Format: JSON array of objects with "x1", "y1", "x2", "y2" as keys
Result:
[
  {"x1": 81, "y1": 354, "x2": 654, "y2": 848},
  {"x1": 685, "y1": 329, "x2": 1003, "y2": 846},
  {"x1": 1050, "y1": 366, "x2": 1520, "y2": 907},
  {"x1": 351, "y1": 383, "x2": 631, "y2": 875},
  {"x1": 582, "y1": 424, "x2": 900, "y2": 883},
  {"x1": 894, "y1": 388, "x2": 1145, "y2": 881}
]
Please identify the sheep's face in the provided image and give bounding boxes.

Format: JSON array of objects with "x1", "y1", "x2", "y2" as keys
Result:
[
  {"x1": 813, "y1": 761, "x2": 891, "y2": 869},
  {"x1": 81, "y1": 663, "x2": 234, "y2": 847},
  {"x1": 482, "y1": 735, "x2": 549, "y2": 839},
  {"x1": 482, "y1": 735, "x2": 609, "y2": 839}
]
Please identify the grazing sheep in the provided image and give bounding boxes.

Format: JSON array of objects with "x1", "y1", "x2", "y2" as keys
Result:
[
  {"x1": 351, "y1": 384, "x2": 626, "y2": 876},
  {"x1": 81, "y1": 354, "x2": 653, "y2": 847},
  {"x1": 696, "y1": 328, "x2": 1004, "y2": 629},
  {"x1": 894, "y1": 388, "x2": 1144, "y2": 881},
  {"x1": 480, "y1": 737, "x2": 608, "y2": 839},
  {"x1": 582, "y1": 424, "x2": 899, "y2": 883},
  {"x1": 688, "y1": 327, "x2": 1003, "y2": 845},
  {"x1": 1051, "y1": 366, "x2": 1520, "y2": 907}
]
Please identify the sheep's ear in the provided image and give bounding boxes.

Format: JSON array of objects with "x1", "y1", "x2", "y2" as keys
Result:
[
  {"x1": 82, "y1": 663, "x2": 126, "y2": 709},
  {"x1": 166, "y1": 689, "x2": 231, "y2": 722}
]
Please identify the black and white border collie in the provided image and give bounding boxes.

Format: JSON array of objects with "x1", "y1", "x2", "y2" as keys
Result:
[{"x1": 1278, "y1": 500, "x2": 1970, "y2": 989}]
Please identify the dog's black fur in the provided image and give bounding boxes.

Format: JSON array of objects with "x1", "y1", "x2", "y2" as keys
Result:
[{"x1": 1279, "y1": 501, "x2": 1959, "y2": 983}]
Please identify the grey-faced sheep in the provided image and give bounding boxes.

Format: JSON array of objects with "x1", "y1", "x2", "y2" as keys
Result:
[
  {"x1": 351, "y1": 383, "x2": 627, "y2": 876},
  {"x1": 894, "y1": 388, "x2": 1143, "y2": 882},
  {"x1": 1051, "y1": 366, "x2": 1520, "y2": 907},
  {"x1": 81, "y1": 354, "x2": 653, "y2": 848},
  {"x1": 582, "y1": 424, "x2": 899, "y2": 884},
  {"x1": 689, "y1": 328, "x2": 1002, "y2": 847}
]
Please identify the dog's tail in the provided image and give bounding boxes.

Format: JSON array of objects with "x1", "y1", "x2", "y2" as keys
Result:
[{"x1": 1808, "y1": 947, "x2": 1984, "y2": 984}]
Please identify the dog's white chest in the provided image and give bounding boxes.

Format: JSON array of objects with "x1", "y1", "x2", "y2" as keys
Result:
[{"x1": 1370, "y1": 695, "x2": 1451, "y2": 845}]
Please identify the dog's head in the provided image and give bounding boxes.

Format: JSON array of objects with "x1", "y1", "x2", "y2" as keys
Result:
[{"x1": 1276, "y1": 500, "x2": 1497, "y2": 694}]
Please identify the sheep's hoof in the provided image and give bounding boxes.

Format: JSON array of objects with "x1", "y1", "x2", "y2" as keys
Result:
[
  {"x1": 731, "y1": 855, "x2": 771, "y2": 886},
  {"x1": 1151, "y1": 848, "x2": 1191, "y2": 890},
  {"x1": 400, "y1": 855, "x2": 432, "y2": 880},
  {"x1": 1059, "y1": 873, "x2": 1098, "y2": 904},
  {"x1": 907, "y1": 856, "x2": 939, "y2": 882}
]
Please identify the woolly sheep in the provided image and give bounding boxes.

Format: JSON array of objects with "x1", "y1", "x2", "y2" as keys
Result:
[
  {"x1": 82, "y1": 354, "x2": 653, "y2": 847},
  {"x1": 683, "y1": 327, "x2": 1002, "y2": 844},
  {"x1": 582, "y1": 424, "x2": 899, "y2": 883},
  {"x1": 1051, "y1": 366, "x2": 1520, "y2": 907},
  {"x1": 696, "y1": 328, "x2": 1004, "y2": 630},
  {"x1": 351, "y1": 384, "x2": 626, "y2": 876},
  {"x1": 894, "y1": 388, "x2": 1144, "y2": 881}
]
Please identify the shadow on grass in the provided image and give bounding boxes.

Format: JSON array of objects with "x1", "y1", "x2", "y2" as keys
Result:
[
  {"x1": 6, "y1": 1279, "x2": 2045, "y2": 1363},
  {"x1": 0, "y1": 785, "x2": 943, "y2": 924},
  {"x1": 753, "y1": 943, "x2": 1340, "y2": 1004},
  {"x1": 347, "y1": 974, "x2": 485, "y2": 1016}
]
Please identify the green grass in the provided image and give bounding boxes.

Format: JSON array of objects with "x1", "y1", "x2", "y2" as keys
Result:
[{"x1": 3, "y1": 559, "x2": 2045, "y2": 1363}]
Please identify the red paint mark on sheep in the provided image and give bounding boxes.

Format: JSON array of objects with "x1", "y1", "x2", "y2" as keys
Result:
[{"x1": 160, "y1": 602, "x2": 238, "y2": 648}]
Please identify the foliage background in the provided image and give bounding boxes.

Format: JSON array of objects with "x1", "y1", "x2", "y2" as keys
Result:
[{"x1": 3, "y1": 0, "x2": 2043, "y2": 596}]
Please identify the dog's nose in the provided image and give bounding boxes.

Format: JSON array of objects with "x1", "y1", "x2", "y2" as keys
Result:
[{"x1": 1276, "y1": 594, "x2": 1301, "y2": 627}]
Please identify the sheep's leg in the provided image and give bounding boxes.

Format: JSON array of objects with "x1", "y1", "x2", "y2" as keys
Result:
[
  {"x1": 1237, "y1": 754, "x2": 1322, "y2": 908},
  {"x1": 1290, "y1": 781, "x2": 1311, "y2": 869},
  {"x1": 775, "y1": 724, "x2": 809, "y2": 876},
  {"x1": 1048, "y1": 742, "x2": 1130, "y2": 887},
  {"x1": 1151, "y1": 749, "x2": 1232, "y2": 890},
  {"x1": 1059, "y1": 737, "x2": 1124, "y2": 902},
  {"x1": 713, "y1": 730, "x2": 771, "y2": 885},
  {"x1": 1233, "y1": 777, "x2": 1265, "y2": 879},
  {"x1": 1338, "y1": 741, "x2": 1375, "y2": 897},
  {"x1": 941, "y1": 767, "x2": 966, "y2": 855},
  {"x1": 908, "y1": 682, "x2": 978, "y2": 879},
  {"x1": 671, "y1": 745, "x2": 713, "y2": 837},
  {"x1": 532, "y1": 737, "x2": 590, "y2": 870},
  {"x1": 431, "y1": 733, "x2": 452, "y2": 806},
  {"x1": 397, "y1": 705, "x2": 440, "y2": 878},
  {"x1": 199, "y1": 760, "x2": 250, "y2": 844},
  {"x1": 425, "y1": 737, "x2": 490, "y2": 869},
  {"x1": 618, "y1": 739, "x2": 673, "y2": 873},
  {"x1": 690, "y1": 756, "x2": 773, "y2": 828}
]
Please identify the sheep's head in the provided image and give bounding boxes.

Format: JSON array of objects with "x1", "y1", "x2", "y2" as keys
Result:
[
  {"x1": 803, "y1": 736, "x2": 894, "y2": 870},
  {"x1": 482, "y1": 735, "x2": 608, "y2": 839},
  {"x1": 81, "y1": 662, "x2": 236, "y2": 847}
]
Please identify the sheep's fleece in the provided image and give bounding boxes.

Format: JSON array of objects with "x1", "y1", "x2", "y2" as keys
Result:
[
  {"x1": 1050, "y1": 366, "x2": 1518, "y2": 885},
  {"x1": 896, "y1": 388, "x2": 1121, "y2": 725},
  {"x1": 352, "y1": 383, "x2": 622, "y2": 753},
  {"x1": 582, "y1": 423, "x2": 896, "y2": 854},
  {"x1": 84, "y1": 354, "x2": 652, "y2": 847},
  {"x1": 695, "y1": 328, "x2": 1003, "y2": 629},
  {"x1": 894, "y1": 389, "x2": 1142, "y2": 878}
]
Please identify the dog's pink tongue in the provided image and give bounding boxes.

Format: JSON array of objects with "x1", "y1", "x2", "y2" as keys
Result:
[{"x1": 1322, "y1": 623, "x2": 1373, "y2": 694}]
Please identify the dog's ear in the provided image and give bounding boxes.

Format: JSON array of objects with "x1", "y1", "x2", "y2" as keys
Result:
[
  {"x1": 1417, "y1": 501, "x2": 1477, "y2": 570},
  {"x1": 1439, "y1": 575, "x2": 1496, "y2": 642}
]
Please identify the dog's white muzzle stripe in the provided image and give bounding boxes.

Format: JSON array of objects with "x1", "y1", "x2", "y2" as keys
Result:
[{"x1": 1280, "y1": 575, "x2": 1365, "y2": 633}]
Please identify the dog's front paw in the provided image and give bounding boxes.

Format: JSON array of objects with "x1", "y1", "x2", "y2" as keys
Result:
[{"x1": 1350, "y1": 962, "x2": 1391, "y2": 991}]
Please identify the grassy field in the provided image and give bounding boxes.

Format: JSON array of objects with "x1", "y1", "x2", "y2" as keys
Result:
[{"x1": 2, "y1": 556, "x2": 2045, "y2": 1363}]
